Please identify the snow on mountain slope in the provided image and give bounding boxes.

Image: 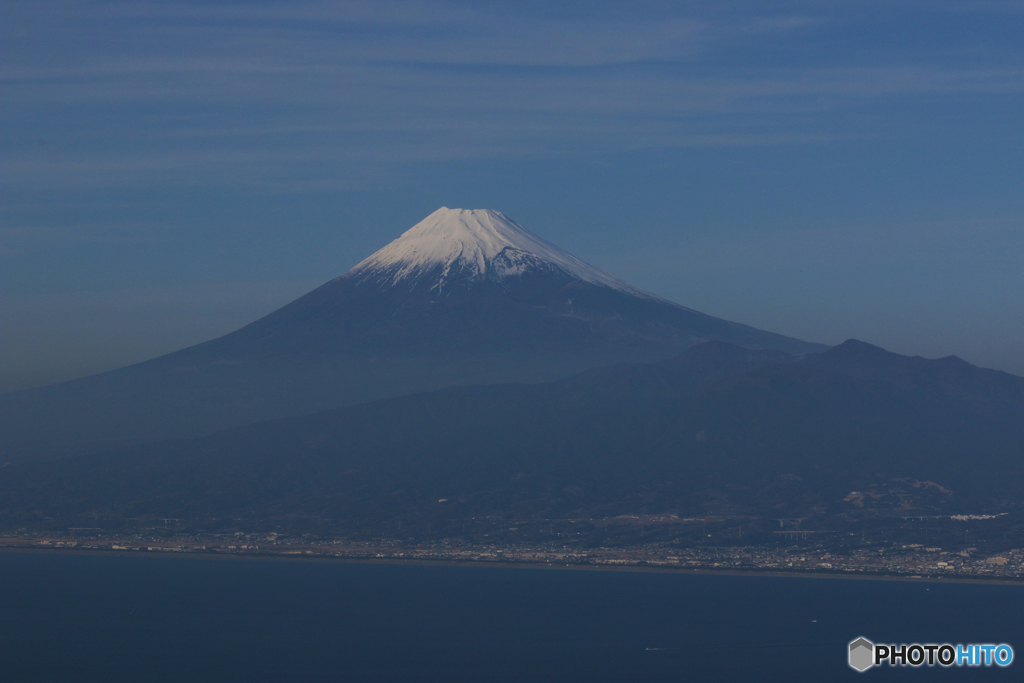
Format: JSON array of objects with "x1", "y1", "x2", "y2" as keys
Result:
[{"x1": 344, "y1": 207, "x2": 658, "y2": 299}]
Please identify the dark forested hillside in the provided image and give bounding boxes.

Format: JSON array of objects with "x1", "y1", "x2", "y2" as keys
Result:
[{"x1": 2, "y1": 340, "x2": 1022, "y2": 540}]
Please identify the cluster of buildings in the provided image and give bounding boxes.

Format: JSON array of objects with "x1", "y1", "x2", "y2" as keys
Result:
[{"x1": 2, "y1": 529, "x2": 1024, "y2": 581}]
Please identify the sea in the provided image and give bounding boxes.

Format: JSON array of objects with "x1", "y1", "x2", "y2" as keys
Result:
[{"x1": 1, "y1": 550, "x2": 1021, "y2": 682}]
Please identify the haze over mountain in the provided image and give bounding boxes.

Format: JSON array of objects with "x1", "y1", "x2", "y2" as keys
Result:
[
  {"x1": 0, "y1": 208, "x2": 824, "y2": 461},
  {"x1": 5, "y1": 340, "x2": 1022, "y2": 535}
]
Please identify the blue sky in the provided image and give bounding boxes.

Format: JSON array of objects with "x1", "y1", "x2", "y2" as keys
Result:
[{"x1": 2, "y1": 0, "x2": 1022, "y2": 392}]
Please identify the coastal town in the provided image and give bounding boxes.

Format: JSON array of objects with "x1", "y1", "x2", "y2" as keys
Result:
[{"x1": 3, "y1": 530, "x2": 1024, "y2": 582}]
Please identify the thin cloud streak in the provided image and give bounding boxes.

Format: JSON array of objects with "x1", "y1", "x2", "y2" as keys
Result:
[
  {"x1": 5, "y1": 1, "x2": 816, "y2": 68},
  {"x1": 4, "y1": 0, "x2": 1022, "y2": 197}
]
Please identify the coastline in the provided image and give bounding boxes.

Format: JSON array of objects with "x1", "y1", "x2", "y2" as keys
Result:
[{"x1": 3, "y1": 543, "x2": 1023, "y2": 587}]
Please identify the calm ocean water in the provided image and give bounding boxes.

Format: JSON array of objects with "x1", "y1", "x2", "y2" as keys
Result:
[{"x1": 0, "y1": 550, "x2": 1021, "y2": 682}]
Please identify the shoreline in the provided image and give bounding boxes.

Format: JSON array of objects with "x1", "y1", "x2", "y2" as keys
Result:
[{"x1": 3, "y1": 544, "x2": 1023, "y2": 587}]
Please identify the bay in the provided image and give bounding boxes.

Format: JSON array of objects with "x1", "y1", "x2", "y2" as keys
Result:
[{"x1": 1, "y1": 551, "x2": 1020, "y2": 682}]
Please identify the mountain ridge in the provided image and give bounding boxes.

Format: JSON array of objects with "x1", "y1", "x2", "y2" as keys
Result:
[
  {"x1": 3, "y1": 339, "x2": 1021, "y2": 536},
  {"x1": 0, "y1": 208, "x2": 825, "y2": 461}
]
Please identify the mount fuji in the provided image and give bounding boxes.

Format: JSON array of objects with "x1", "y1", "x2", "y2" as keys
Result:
[{"x1": 0, "y1": 207, "x2": 825, "y2": 460}]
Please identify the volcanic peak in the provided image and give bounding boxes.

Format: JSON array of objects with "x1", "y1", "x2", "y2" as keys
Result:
[{"x1": 344, "y1": 207, "x2": 656, "y2": 297}]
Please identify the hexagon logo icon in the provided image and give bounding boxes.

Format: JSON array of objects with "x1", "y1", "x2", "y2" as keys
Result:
[{"x1": 849, "y1": 637, "x2": 874, "y2": 672}]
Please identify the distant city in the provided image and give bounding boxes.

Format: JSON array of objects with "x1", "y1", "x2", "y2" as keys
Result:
[{"x1": 6, "y1": 506, "x2": 1024, "y2": 582}]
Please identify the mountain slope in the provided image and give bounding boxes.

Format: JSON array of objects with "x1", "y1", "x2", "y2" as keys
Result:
[
  {"x1": 3, "y1": 341, "x2": 1022, "y2": 531},
  {"x1": 0, "y1": 208, "x2": 825, "y2": 461}
]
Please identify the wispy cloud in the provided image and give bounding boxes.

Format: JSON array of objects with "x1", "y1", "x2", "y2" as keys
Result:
[
  {"x1": 4, "y1": 0, "x2": 1021, "y2": 195},
  {"x1": 3, "y1": 62, "x2": 1020, "y2": 188},
  {"x1": 4, "y1": 1, "x2": 821, "y2": 69}
]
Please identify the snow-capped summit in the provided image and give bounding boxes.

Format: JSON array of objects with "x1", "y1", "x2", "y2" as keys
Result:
[{"x1": 345, "y1": 207, "x2": 653, "y2": 298}]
